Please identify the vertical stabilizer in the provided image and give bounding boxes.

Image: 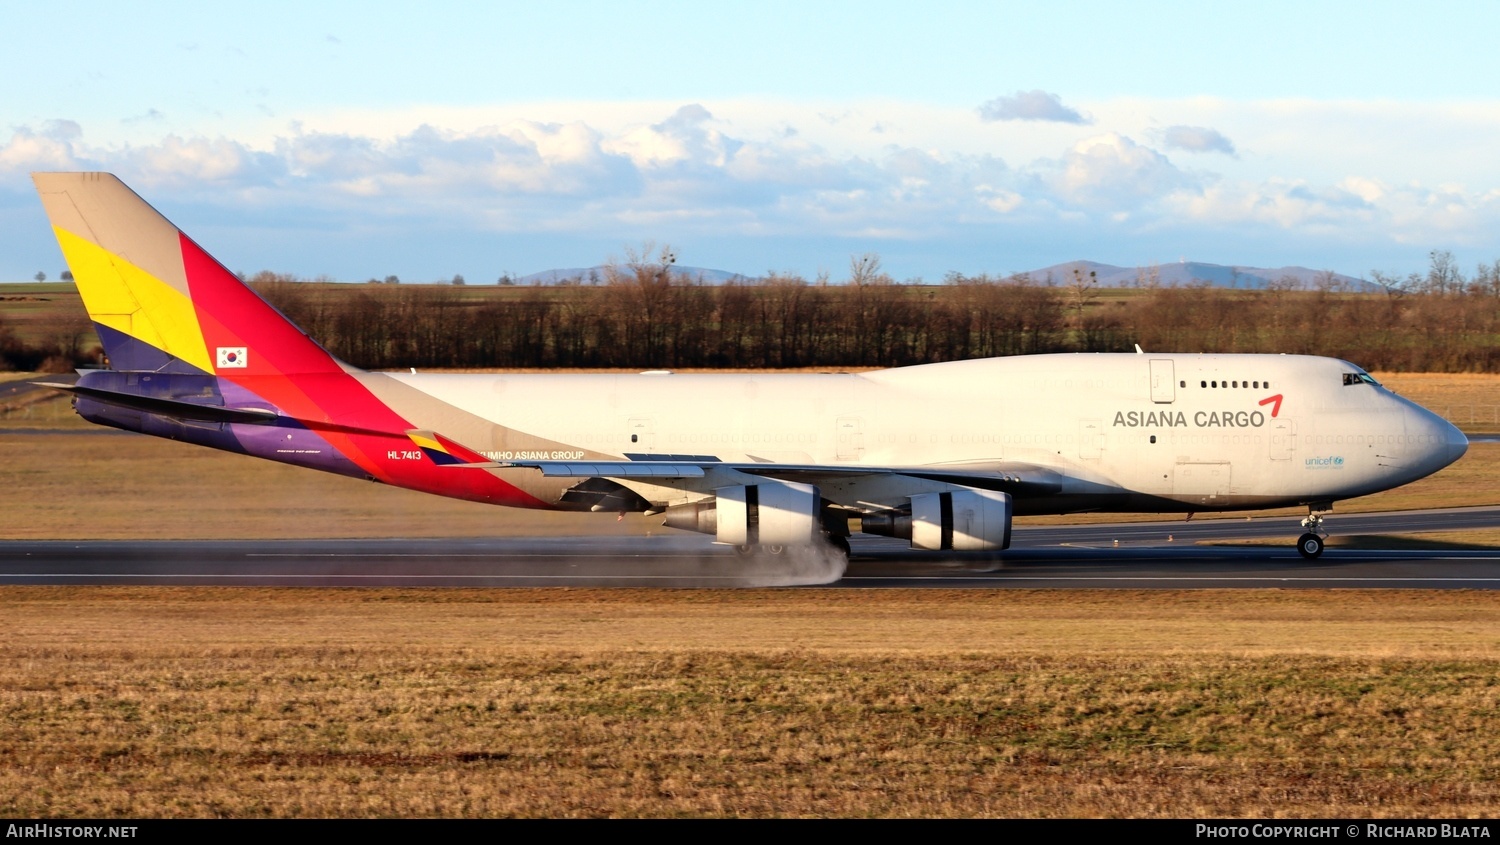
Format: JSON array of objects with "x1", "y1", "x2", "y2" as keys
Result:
[{"x1": 32, "y1": 172, "x2": 345, "y2": 376}]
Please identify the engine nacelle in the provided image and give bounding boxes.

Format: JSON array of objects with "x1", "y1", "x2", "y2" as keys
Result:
[
  {"x1": 912, "y1": 490, "x2": 1012, "y2": 550},
  {"x1": 711, "y1": 481, "x2": 821, "y2": 546},
  {"x1": 864, "y1": 489, "x2": 1012, "y2": 551}
]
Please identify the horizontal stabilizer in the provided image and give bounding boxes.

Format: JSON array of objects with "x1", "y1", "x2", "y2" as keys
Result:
[{"x1": 36, "y1": 381, "x2": 281, "y2": 426}]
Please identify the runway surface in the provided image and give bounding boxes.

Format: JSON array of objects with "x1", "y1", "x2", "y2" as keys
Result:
[{"x1": 3, "y1": 506, "x2": 1499, "y2": 588}]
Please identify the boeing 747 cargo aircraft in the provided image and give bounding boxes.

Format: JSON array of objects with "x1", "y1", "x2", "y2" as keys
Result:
[{"x1": 31, "y1": 173, "x2": 1469, "y2": 563}]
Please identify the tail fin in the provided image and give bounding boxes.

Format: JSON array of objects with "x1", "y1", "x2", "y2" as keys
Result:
[
  {"x1": 31, "y1": 173, "x2": 550, "y2": 509},
  {"x1": 32, "y1": 172, "x2": 347, "y2": 376}
]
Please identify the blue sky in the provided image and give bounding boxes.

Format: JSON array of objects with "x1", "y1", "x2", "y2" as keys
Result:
[{"x1": 5, "y1": 0, "x2": 1500, "y2": 283}]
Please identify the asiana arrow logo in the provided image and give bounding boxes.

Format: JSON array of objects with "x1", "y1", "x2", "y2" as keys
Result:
[{"x1": 1258, "y1": 394, "x2": 1283, "y2": 417}]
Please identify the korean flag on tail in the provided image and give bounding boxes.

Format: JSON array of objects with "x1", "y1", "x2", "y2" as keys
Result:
[{"x1": 216, "y1": 347, "x2": 248, "y2": 368}]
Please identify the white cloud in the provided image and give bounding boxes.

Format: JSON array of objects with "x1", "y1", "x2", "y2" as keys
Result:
[
  {"x1": 9, "y1": 94, "x2": 1500, "y2": 280},
  {"x1": 122, "y1": 135, "x2": 277, "y2": 186},
  {"x1": 1337, "y1": 176, "x2": 1385, "y2": 203},
  {"x1": 978, "y1": 90, "x2": 1089, "y2": 124},
  {"x1": 1046, "y1": 133, "x2": 1191, "y2": 209},
  {"x1": 977, "y1": 185, "x2": 1022, "y2": 213},
  {"x1": 602, "y1": 104, "x2": 743, "y2": 172},
  {"x1": 1161, "y1": 125, "x2": 1236, "y2": 156},
  {"x1": 0, "y1": 121, "x2": 87, "y2": 173}
]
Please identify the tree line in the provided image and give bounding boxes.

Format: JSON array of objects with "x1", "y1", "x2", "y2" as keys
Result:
[
  {"x1": 6, "y1": 250, "x2": 1499, "y2": 373},
  {"x1": 248, "y1": 251, "x2": 1500, "y2": 373}
]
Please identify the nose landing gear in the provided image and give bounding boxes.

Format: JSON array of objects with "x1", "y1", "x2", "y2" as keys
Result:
[{"x1": 1297, "y1": 508, "x2": 1329, "y2": 559}]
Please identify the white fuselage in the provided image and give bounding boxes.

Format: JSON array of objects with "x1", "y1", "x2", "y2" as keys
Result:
[{"x1": 387, "y1": 353, "x2": 1468, "y2": 515}]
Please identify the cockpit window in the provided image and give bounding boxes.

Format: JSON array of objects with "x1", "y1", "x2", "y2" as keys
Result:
[{"x1": 1342, "y1": 372, "x2": 1380, "y2": 387}]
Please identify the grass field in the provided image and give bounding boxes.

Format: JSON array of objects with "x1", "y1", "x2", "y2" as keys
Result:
[
  {"x1": 1377, "y1": 372, "x2": 1500, "y2": 435},
  {"x1": 3, "y1": 588, "x2": 1498, "y2": 818}
]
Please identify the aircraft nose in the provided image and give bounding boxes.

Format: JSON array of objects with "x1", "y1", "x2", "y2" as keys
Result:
[
  {"x1": 1410, "y1": 406, "x2": 1468, "y2": 472},
  {"x1": 1443, "y1": 419, "x2": 1469, "y2": 466}
]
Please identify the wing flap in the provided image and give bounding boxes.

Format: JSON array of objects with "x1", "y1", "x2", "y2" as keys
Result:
[
  {"x1": 492, "y1": 456, "x2": 1061, "y2": 494},
  {"x1": 515, "y1": 461, "x2": 707, "y2": 478}
]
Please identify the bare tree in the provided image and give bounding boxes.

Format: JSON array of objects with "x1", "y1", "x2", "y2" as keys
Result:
[
  {"x1": 1426, "y1": 249, "x2": 1463, "y2": 294},
  {"x1": 1470, "y1": 260, "x2": 1500, "y2": 299},
  {"x1": 1369, "y1": 269, "x2": 1412, "y2": 298},
  {"x1": 1067, "y1": 267, "x2": 1099, "y2": 326},
  {"x1": 848, "y1": 253, "x2": 887, "y2": 286},
  {"x1": 605, "y1": 242, "x2": 681, "y2": 366},
  {"x1": 1134, "y1": 263, "x2": 1162, "y2": 289},
  {"x1": 1313, "y1": 269, "x2": 1344, "y2": 293}
]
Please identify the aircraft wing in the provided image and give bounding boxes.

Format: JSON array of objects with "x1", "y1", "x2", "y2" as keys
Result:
[
  {"x1": 404, "y1": 427, "x2": 1067, "y2": 500},
  {"x1": 488, "y1": 457, "x2": 1066, "y2": 498}
]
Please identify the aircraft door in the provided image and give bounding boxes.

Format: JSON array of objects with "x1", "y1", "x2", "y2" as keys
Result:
[
  {"x1": 1150, "y1": 359, "x2": 1176, "y2": 403},
  {"x1": 1079, "y1": 418, "x2": 1103, "y2": 460},
  {"x1": 626, "y1": 417, "x2": 655, "y2": 453},
  {"x1": 835, "y1": 416, "x2": 865, "y2": 461},
  {"x1": 1269, "y1": 419, "x2": 1296, "y2": 461}
]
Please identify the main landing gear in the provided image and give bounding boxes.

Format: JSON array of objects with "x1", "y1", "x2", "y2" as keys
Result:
[
  {"x1": 1297, "y1": 509, "x2": 1329, "y2": 559},
  {"x1": 731, "y1": 533, "x2": 851, "y2": 560}
]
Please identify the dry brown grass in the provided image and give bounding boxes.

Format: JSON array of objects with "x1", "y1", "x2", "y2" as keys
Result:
[
  {"x1": 3, "y1": 588, "x2": 1499, "y2": 818},
  {"x1": 1376, "y1": 372, "x2": 1500, "y2": 434}
]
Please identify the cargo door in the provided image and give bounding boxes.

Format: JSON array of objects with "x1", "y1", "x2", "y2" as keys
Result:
[{"x1": 1173, "y1": 461, "x2": 1232, "y2": 503}]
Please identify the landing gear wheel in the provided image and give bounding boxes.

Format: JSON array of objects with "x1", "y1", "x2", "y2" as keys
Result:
[
  {"x1": 732, "y1": 544, "x2": 790, "y2": 557},
  {"x1": 827, "y1": 535, "x2": 851, "y2": 558},
  {"x1": 1296, "y1": 532, "x2": 1325, "y2": 559}
]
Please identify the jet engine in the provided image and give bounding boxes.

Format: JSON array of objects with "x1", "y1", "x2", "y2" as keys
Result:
[
  {"x1": 862, "y1": 489, "x2": 1012, "y2": 551},
  {"x1": 663, "y1": 481, "x2": 821, "y2": 546}
]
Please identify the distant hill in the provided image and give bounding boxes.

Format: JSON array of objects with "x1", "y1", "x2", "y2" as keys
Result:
[
  {"x1": 509, "y1": 259, "x2": 1372, "y2": 290},
  {"x1": 1021, "y1": 260, "x2": 1374, "y2": 291}
]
